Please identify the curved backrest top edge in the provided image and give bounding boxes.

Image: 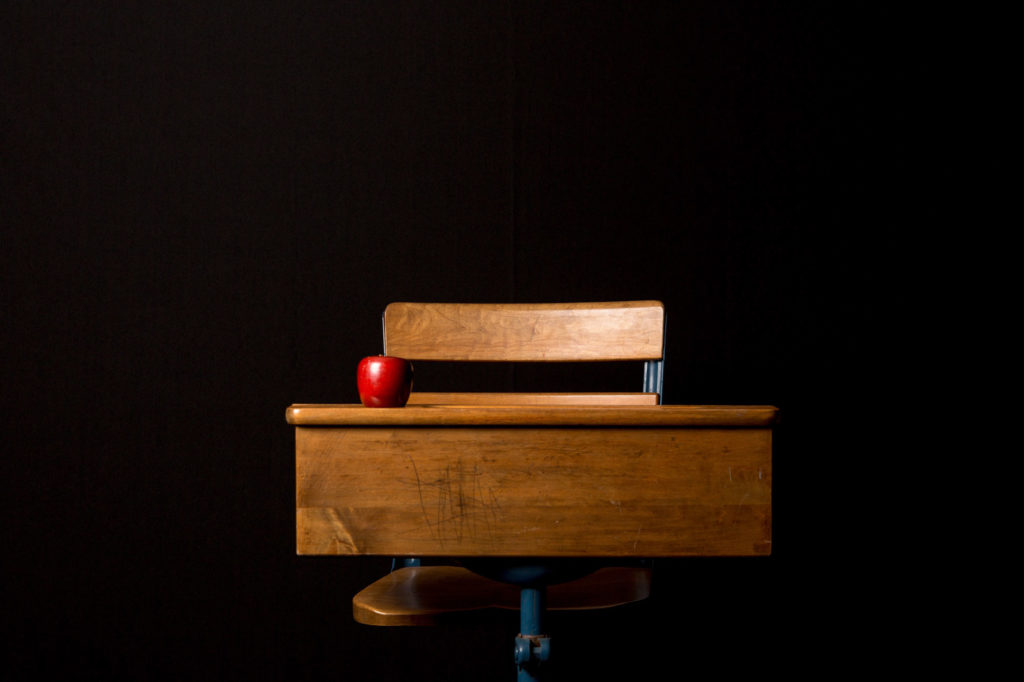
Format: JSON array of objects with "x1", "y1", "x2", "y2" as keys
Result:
[{"x1": 384, "y1": 300, "x2": 664, "y2": 313}]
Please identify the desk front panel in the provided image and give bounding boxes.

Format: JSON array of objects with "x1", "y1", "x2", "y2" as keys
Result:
[{"x1": 295, "y1": 425, "x2": 771, "y2": 557}]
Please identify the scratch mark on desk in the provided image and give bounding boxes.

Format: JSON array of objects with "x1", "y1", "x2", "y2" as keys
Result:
[
  {"x1": 406, "y1": 455, "x2": 501, "y2": 548},
  {"x1": 407, "y1": 455, "x2": 433, "y2": 543}
]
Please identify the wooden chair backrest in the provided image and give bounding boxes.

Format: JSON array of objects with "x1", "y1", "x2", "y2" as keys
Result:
[
  {"x1": 383, "y1": 301, "x2": 666, "y2": 406},
  {"x1": 383, "y1": 301, "x2": 665, "y2": 362}
]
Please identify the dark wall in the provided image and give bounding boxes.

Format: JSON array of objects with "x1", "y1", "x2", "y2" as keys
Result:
[{"x1": 3, "y1": 2, "x2": 919, "y2": 679}]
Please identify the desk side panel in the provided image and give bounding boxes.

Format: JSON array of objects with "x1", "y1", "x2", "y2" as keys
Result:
[{"x1": 295, "y1": 426, "x2": 771, "y2": 557}]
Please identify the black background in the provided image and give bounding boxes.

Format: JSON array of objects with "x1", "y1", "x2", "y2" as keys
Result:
[{"x1": 3, "y1": 2, "x2": 931, "y2": 679}]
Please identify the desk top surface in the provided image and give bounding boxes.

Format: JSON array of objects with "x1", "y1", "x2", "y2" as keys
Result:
[{"x1": 286, "y1": 403, "x2": 778, "y2": 427}]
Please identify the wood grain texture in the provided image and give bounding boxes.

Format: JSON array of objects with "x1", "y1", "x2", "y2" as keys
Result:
[
  {"x1": 353, "y1": 566, "x2": 652, "y2": 626},
  {"x1": 295, "y1": 424, "x2": 772, "y2": 557},
  {"x1": 383, "y1": 301, "x2": 665, "y2": 361},
  {"x1": 286, "y1": 403, "x2": 778, "y2": 427}
]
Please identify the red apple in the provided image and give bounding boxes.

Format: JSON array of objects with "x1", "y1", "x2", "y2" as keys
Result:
[{"x1": 356, "y1": 355, "x2": 413, "y2": 407}]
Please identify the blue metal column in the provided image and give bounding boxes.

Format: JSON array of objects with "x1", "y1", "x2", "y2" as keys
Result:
[
  {"x1": 389, "y1": 557, "x2": 421, "y2": 572},
  {"x1": 642, "y1": 359, "x2": 664, "y2": 403},
  {"x1": 643, "y1": 312, "x2": 666, "y2": 404},
  {"x1": 514, "y1": 587, "x2": 550, "y2": 681}
]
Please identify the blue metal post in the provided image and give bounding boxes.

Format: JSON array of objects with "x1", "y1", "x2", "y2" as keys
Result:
[
  {"x1": 389, "y1": 557, "x2": 421, "y2": 572},
  {"x1": 520, "y1": 587, "x2": 544, "y2": 637},
  {"x1": 514, "y1": 587, "x2": 550, "y2": 681},
  {"x1": 643, "y1": 359, "x2": 664, "y2": 403},
  {"x1": 643, "y1": 312, "x2": 666, "y2": 403}
]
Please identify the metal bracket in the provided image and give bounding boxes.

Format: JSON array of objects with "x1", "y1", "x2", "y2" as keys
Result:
[
  {"x1": 514, "y1": 634, "x2": 551, "y2": 671},
  {"x1": 643, "y1": 311, "x2": 667, "y2": 403}
]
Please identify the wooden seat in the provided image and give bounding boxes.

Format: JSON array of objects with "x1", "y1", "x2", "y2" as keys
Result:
[{"x1": 353, "y1": 565, "x2": 652, "y2": 626}]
